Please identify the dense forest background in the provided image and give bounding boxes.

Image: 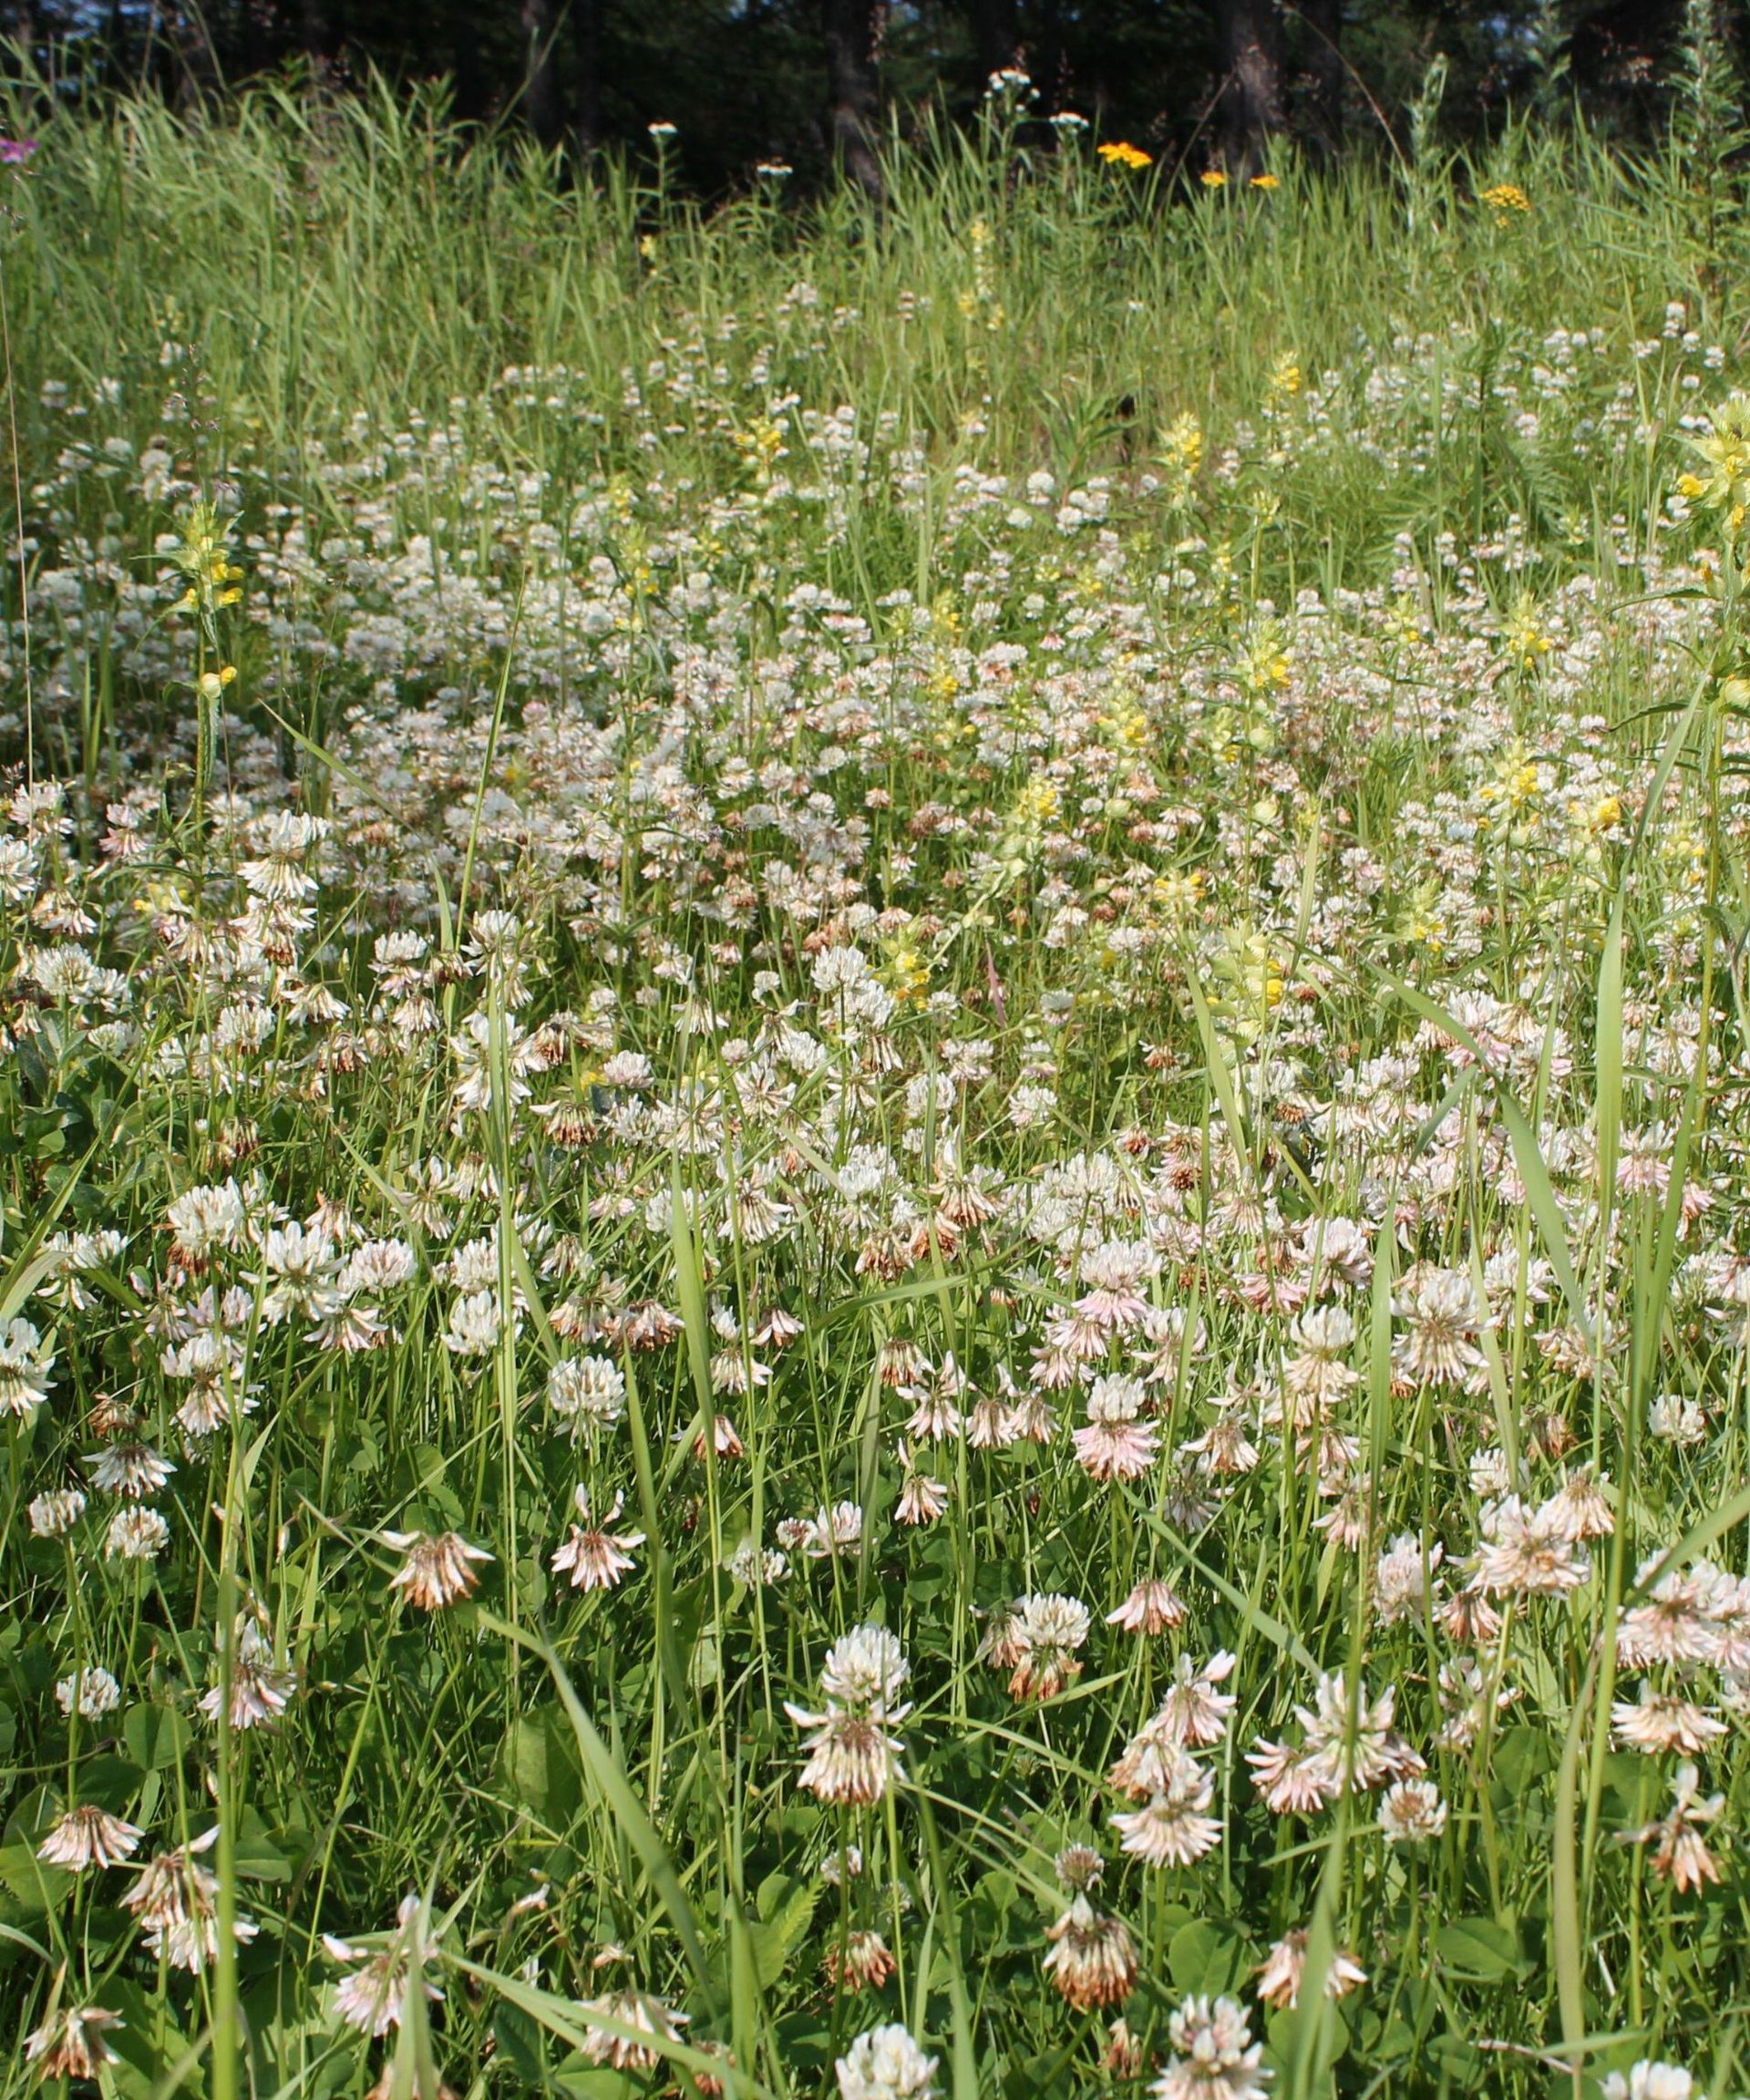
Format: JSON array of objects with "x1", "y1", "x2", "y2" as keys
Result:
[{"x1": 0, "y1": 1, "x2": 1739, "y2": 193}]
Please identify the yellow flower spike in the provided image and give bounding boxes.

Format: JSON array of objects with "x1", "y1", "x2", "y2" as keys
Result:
[
  {"x1": 880, "y1": 938, "x2": 932, "y2": 1006},
  {"x1": 1478, "y1": 739, "x2": 1541, "y2": 816},
  {"x1": 1160, "y1": 413, "x2": 1202, "y2": 473},
  {"x1": 1097, "y1": 142, "x2": 1152, "y2": 170},
  {"x1": 1236, "y1": 616, "x2": 1293, "y2": 695},
  {"x1": 1250, "y1": 172, "x2": 1280, "y2": 190},
  {"x1": 1150, "y1": 870, "x2": 1202, "y2": 914},
  {"x1": 1200, "y1": 169, "x2": 1228, "y2": 189},
  {"x1": 1008, "y1": 778, "x2": 1060, "y2": 834},
  {"x1": 1481, "y1": 181, "x2": 1531, "y2": 221},
  {"x1": 1502, "y1": 592, "x2": 1551, "y2": 667},
  {"x1": 1672, "y1": 396, "x2": 1747, "y2": 541}
]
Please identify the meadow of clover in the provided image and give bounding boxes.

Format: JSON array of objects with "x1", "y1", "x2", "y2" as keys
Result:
[{"x1": 11, "y1": 76, "x2": 1750, "y2": 2100}]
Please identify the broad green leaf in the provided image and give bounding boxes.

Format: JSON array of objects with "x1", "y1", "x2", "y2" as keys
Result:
[
  {"x1": 746, "y1": 1875, "x2": 817, "y2": 1990},
  {"x1": 1434, "y1": 1915, "x2": 1521, "y2": 1983},
  {"x1": 482, "y1": 1616, "x2": 715, "y2": 2005}
]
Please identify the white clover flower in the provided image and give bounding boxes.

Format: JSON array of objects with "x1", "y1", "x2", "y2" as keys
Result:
[
  {"x1": 106, "y1": 1508, "x2": 171, "y2": 1561},
  {"x1": 836, "y1": 2022, "x2": 938, "y2": 2100},
  {"x1": 549, "y1": 1354, "x2": 626, "y2": 1428},
  {"x1": 256, "y1": 1219, "x2": 341, "y2": 1325},
  {"x1": 57, "y1": 1667, "x2": 121, "y2": 1720},
  {"x1": 167, "y1": 1180, "x2": 246, "y2": 1261},
  {"x1": 1378, "y1": 1778, "x2": 1448, "y2": 1843},
  {"x1": 818, "y1": 1623, "x2": 910, "y2": 1713},
  {"x1": 0, "y1": 1316, "x2": 55, "y2": 1423},
  {"x1": 445, "y1": 1290, "x2": 503, "y2": 1356},
  {"x1": 1151, "y1": 1994, "x2": 1269, "y2": 2100},
  {"x1": 30, "y1": 1488, "x2": 86, "y2": 1537},
  {"x1": 324, "y1": 1895, "x2": 444, "y2": 2036},
  {"x1": 1601, "y1": 2064, "x2": 1693, "y2": 2100}
]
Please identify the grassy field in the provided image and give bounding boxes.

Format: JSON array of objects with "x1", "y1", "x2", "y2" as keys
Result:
[{"x1": 5, "y1": 76, "x2": 1750, "y2": 2100}]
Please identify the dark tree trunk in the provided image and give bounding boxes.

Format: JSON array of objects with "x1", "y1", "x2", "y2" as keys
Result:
[
  {"x1": 521, "y1": 0, "x2": 561, "y2": 146},
  {"x1": 972, "y1": 0, "x2": 1018, "y2": 84},
  {"x1": 1037, "y1": 0, "x2": 1063, "y2": 113},
  {"x1": 575, "y1": 0, "x2": 602, "y2": 154},
  {"x1": 1299, "y1": 0, "x2": 1343, "y2": 157},
  {"x1": 231, "y1": 0, "x2": 256, "y2": 74},
  {"x1": 299, "y1": 0, "x2": 332, "y2": 60},
  {"x1": 171, "y1": 1, "x2": 222, "y2": 97},
  {"x1": 1218, "y1": 0, "x2": 1284, "y2": 173},
  {"x1": 822, "y1": 0, "x2": 885, "y2": 201},
  {"x1": 451, "y1": 1, "x2": 487, "y2": 121}
]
